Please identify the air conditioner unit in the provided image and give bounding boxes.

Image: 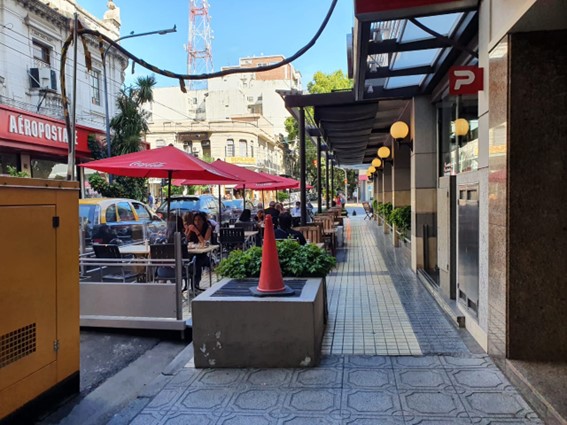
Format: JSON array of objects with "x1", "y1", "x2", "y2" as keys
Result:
[{"x1": 29, "y1": 67, "x2": 57, "y2": 91}]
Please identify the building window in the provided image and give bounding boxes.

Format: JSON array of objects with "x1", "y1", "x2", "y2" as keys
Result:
[
  {"x1": 239, "y1": 139, "x2": 247, "y2": 157},
  {"x1": 225, "y1": 139, "x2": 235, "y2": 157},
  {"x1": 0, "y1": 153, "x2": 18, "y2": 175},
  {"x1": 30, "y1": 157, "x2": 64, "y2": 179},
  {"x1": 91, "y1": 70, "x2": 101, "y2": 105},
  {"x1": 438, "y1": 96, "x2": 479, "y2": 176},
  {"x1": 250, "y1": 143, "x2": 254, "y2": 158},
  {"x1": 32, "y1": 40, "x2": 50, "y2": 65}
]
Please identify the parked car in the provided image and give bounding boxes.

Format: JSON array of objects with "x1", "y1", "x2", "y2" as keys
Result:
[
  {"x1": 222, "y1": 199, "x2": 257, "y2": 221},
  {"x1": 155, "y1": 194, "x2": 231, "y2": 223},
  {"x1": 79, "y1": 198, "x2": 166, "y2": 246}
]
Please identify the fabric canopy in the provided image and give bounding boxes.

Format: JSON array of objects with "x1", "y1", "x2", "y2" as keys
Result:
[
  {"x1": 79, "y1": 145, "x2": 237, "y2": 182},
  {"x1": 172, "y1": 159, "x2": 276, "y2": 186},
  {"x1": 235, "y1": 172, "x2": 301, "y2": 190},
  {"x1": 79, "y1": 146, "x2": 240, "y2": 217}
]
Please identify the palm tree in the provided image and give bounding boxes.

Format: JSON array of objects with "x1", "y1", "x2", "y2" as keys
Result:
[
  {"x1": 110, "y1": 75, "x2": 156, "y2": 156},
  {"x1": 88, "y1": 75, "x2": 156, "y2": 199}
]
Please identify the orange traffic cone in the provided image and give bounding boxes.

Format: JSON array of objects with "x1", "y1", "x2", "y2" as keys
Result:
[{"x1": 250, "y1": 214, "x2": 294, "y2": 296}]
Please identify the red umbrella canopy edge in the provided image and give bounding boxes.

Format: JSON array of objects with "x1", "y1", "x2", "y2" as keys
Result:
[{"x1": 79, "y1": 145, "x2": 238, "y2": 182}]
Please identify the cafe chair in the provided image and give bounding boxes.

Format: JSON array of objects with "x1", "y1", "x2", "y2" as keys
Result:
[
  {"x1": 219, "y1": 227, "x2": 245, "y2": 258},
  {"x1": 150, "y1": 244, "x2": 195, "y2": 292},
  {"x1": 92, "y1": 244, "x2": 140, "y2": 283}
]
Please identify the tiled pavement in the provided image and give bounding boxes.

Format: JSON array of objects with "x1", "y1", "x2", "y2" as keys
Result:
[{"x1": 125, "y1": 215, "x2": 542, "y2": 425}]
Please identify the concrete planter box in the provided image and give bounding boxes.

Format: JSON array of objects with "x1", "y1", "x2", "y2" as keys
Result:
[{"x1": 192, "y1": 277, "x2": 325, "y2": 368}]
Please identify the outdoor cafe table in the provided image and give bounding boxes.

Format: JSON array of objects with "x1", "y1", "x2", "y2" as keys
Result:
[
  {"x1": 118, "y1": 244, "x2": 220, "y2": 287},
  {"x1": 117, "y1": 244, "x2": 220, "y2": 256}
]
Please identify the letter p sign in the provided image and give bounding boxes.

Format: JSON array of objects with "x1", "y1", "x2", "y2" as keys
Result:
[{"x1": 449, "y1": 66, "x2": 483, "y2": 95}]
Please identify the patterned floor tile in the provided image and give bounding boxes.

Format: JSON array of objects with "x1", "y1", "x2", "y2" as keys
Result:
[
  {"x1": 399, "y1": 389, "x2": 468, "y2": 418},
  {"x1": 127, "y1": 217, "x2": 541, "y2": 425}
]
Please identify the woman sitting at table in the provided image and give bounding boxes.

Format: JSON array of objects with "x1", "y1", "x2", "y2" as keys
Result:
[
  {"x1": 182, "y1": 212, "x2": 194, "y2": 239},
  {"x1": 237, "y1": 208, "x2": 252, "y2": 222},
  {"x1": 255, "y1": 210, "x2": 265, "y2": 224},
  {"x1": 185, "y1": 212, "x2": 212, "y2": 290}
]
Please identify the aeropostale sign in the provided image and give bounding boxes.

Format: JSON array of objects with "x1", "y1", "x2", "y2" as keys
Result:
[{"x1": 0, "y1": 105, "x2": 93, "y2": 155}]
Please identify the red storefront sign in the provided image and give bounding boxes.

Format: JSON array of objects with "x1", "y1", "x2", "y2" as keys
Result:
[
  {"x1": 0, "y1": 105, "x2": 97, "y2": 157},
  {"x1": 355, "y1": 0, "x2": 477, "y2": 21},
  {"x1": 449, "y1": 66, "x2": 484, "y2": 95}
]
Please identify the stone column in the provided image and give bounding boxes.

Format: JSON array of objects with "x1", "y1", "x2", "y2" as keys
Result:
[
  {"x1": 381, "y1": 164, "x2": 392, "y2": 234},
  {"x1": 392, "y1": 140, "x2": 411, "y2": 246},
  {"x1": 504, "y1": 30, "x2": 567, "y2": 361},
  {"x1": 411, "y1": 96, "x2": 437, "y2": 272}
]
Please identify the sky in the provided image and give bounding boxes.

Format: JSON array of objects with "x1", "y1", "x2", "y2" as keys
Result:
[{"x1": 77, "y1": 0, "x2": 354, "y2": 88}]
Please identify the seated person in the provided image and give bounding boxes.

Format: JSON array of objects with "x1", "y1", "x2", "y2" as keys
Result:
[
  {"x1": 264, "y1": 201, "x2": 279, "y2": 225},
  {"x1": 185, "y1": 212, "x2": 212, "y2": 290},
  {"x1": 93, "y1": 224, "x2": 119, "y2": 244},
  {"x1": 182, "y1": 212, "x2": 195, "y2": 239},
  {"x1": 291, "y1": 201, "x2": 301, "y2": 217},
  {"x1": 237, "y1": 209, "x2": 252, "y2": 223},
  {"x1": 275, "y1": 212, "x2": 306, "y2": 245},
  {"x1": 254, "y1": 210, "x2": 265, "y2": 224}
]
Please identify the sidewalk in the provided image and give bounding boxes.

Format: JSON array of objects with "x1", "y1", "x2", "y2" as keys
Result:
[{"x1": 112, "y1": 215, "x2": 542, "y2": 425}]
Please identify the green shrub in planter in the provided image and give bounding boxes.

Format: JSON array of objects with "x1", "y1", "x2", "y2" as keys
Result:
[
  {"x1": 216, "y1": 239, "x2": 336, "y2": 279},
  {"x1": 389, "y1": 206, "x2": 411, "y2": 233},
  {"x1": 377, "y1": 202, "x2": 393, "y2": 222},
  {"x1": 372, "y1": 199, "x2": 379, "y2": 215}
]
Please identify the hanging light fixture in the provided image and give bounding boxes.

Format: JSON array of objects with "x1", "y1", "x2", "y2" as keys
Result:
[
  {"x1": 390, "y1": 121, "x2": 412, "y2": 150},
  {"x1": 377, "y1": 146, "x2": 391, "y2": 159},
  {"x1": 368, "y1": 165, "x2": 376, "y2": 174},
  {"x1": 454, "y1": 118, "x2": 470, "y2": 137},
  {"x1": 371, "y1": 158, "x2": 382, "y2": 168}
]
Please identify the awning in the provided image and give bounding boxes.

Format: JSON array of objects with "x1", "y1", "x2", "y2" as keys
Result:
[
  {"x1": 351, "y1": 0, "x2": 478, "y2": 101},
  {"x1": 284, "y1": 91, "x2": 409, "y2": 166},
  {"x1": 282, "y1": 0, "x2": 478, "y2": 168}
]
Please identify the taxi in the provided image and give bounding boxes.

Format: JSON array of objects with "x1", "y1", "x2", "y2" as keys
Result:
[{"x1": 79, "y1": 198, "x2": 166, "y2": 246}]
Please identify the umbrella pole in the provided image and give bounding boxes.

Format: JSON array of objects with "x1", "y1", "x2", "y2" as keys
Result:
[
  {"x1": 262, "y1": 191, "x2": 265, "y2": 208},
  {"x1": 167, "y1": 170, "x2": 172, "y2": 219},
  {"x1": 218, "y1": 185, "x2": 222, "y2": 223},
  {"x1": 243, "y1": 184, "x2": 246, "y2": 207}
]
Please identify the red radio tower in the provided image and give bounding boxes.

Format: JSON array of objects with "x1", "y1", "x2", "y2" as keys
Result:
[{"x1": 186, "y1": 0, "x2": 213, "y2": 90}]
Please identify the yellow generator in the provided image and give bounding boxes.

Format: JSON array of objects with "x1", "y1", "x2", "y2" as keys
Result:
[{"x1": 0, "y1": 177, "x2": 80, "y2": 422}]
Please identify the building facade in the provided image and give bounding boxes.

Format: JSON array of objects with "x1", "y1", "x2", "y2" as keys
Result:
[
  {"x1": 144, "y1": 55, "x2": 301, "y2": 193},
  {"x1": 0, "y1": 0, "x2": 126, "y2": 187},
  {"x1": 287, "y1": 1, "x2": 565, "y2": 421}
]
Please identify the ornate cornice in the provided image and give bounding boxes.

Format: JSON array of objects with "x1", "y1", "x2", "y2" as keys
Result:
[{"x1": 17, "y1": 0, "x2": 69, "y2": 29}]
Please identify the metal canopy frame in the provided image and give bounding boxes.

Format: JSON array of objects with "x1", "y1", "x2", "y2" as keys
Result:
[
  {"x1": 353, "y1": 6, "x2": 478, "y2": 101},
  {"x1": 280, "y1": 2, "x2": 479, "y2": 168}
]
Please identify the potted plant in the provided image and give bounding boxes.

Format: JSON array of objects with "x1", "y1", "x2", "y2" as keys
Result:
[
  {"x1": 216, "y1": 239, "x2": 336, "y2": 279},
  {"x1": 389, "y1": 206, "x2": 411, "y2": 243}
]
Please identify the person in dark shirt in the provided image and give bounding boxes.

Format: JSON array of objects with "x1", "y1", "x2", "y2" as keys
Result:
[
  {"x1": 275, "y1": 212, "x2": 306, "y2": 245},
  {"x1": 238, "y1": 209, "x2": 252, "y2": 222},
  {"x1": 264, "y1": 200, "x2": 280, "y2": 225},
  {"x1": 186, "y1": 212, "x2": 212, "y2": 290}
]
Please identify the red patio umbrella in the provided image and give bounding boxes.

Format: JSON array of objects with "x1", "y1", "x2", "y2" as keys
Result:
[
  {"x1": 172, "y1": 159, "x2": 277, "y2": 217},
  {"x1": 79, "y1": 146, "x2": 239, "y2": 217}
]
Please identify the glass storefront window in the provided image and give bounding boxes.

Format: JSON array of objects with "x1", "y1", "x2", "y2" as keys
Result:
[
  {"x1": 438, "y1": 96, "x2": 479, "y2": 176},
  {"x1": 31, "y1": 157, "x2": 65, "y2": 179},
  {"x1": 0, "y1": 153, "x2": 18, "y2": 174}
]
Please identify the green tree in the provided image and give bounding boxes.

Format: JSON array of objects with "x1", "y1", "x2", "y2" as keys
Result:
[
  {"x1": 307, "y1": 70, "x2": 352, "y2": 94},
  {"x1": 284, "y1": 70, "x2": 354, "y2": 197},
  {"x1": 88, "y1": 76, "x2": 156, "y2": 200}
]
